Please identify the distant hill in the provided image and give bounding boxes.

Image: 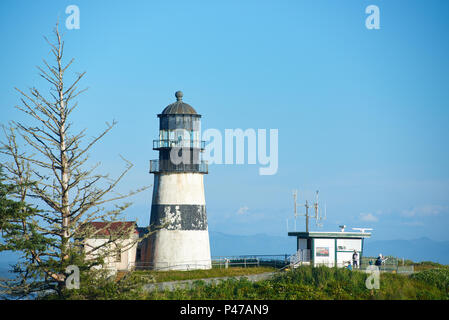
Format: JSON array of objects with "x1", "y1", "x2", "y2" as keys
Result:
[
  {"x1": 363, "y1": 237, "x2": 449, "y2": 265},
  {"x1": 209, "y1": 232, "x2": 449, "y2": 265},
  {"x1": 209, "y1": 231, "x2": 296, "y2": 256}
]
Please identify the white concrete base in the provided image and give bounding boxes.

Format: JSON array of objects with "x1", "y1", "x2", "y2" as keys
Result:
[{"x1": 150, "y1": 229, "x2": 212, "y2": 271}]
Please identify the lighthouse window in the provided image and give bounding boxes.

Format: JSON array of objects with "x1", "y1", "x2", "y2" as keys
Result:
[
  {"x1": 160, "y1": 116, "x2": 168, "y2": 129},
  {"x1": 192, "y1": 130, "x2": 200, "y2": 147},
  {"x1": 159, "y1": 130, "x2": 168, "y2": 140},
  {"x1": 193, "y1": 118, "x2": 200, "y2": 131},
  {"x1": 168, "y1": 115, "x2": 176, "y2": 129}
]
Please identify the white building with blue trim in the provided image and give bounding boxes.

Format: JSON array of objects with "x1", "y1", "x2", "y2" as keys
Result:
[{"x1": 288, "y1": 230, "x2": 371, "y2": 268}]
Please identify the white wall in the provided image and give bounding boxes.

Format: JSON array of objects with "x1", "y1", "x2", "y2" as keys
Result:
[
  {"x1": 313, "y1": 238, "x2": 335, "y2": 267},
  {"x1": 336, "y1": 239, "x2": 361, "y2": 252},
  {"x1": 336, "y1": 239, "x2": 362, "y2": 268},
  {"x1": 84, "y1": 234, "x2": 139, "y2": 273},
  {"x1": 150, "y1": 229, "x2": 212, "y2": 270},
  {"x1": 336, "y1": 252, "x2": 355, "y2": 267},
  {"x1": 153, "y1": 173, "x2": 205, "y2": 205},
  {"x1": 297, "y1": 237, "x2": 364, "y2": 268}
]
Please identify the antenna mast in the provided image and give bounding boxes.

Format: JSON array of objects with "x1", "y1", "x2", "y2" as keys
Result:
[
  {"x1": 293, "y1": 190, "x2": 298, "y2": 231},
  {"x1": 292, "y1": 189, "x2": 326, "y2": 232},
  {"x1": 305, "y1": 199, "x2": 310, "y2": 232}
]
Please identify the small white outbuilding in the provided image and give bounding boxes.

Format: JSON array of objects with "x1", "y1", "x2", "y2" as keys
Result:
[
  {"x1": 288, "y1": 229, "x2": 371, "y2": 268},
  {"x1": 81, "y1": 221, "x2": 139, "y2": 273}
]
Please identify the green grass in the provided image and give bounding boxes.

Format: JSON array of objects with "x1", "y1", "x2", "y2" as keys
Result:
[
  {"x1": 410, "y1": 268, "x2": 449, "y2": 292},
  {"x1": 131, "y1": 266, "x2": 275, "y2": 283}
]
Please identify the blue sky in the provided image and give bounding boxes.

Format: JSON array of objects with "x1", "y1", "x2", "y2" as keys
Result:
[{"x1": 1, "y1": 0, "x2": 449, "y2": 242}]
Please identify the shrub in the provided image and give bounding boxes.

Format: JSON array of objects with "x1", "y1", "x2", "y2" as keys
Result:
[{"x1": 411, "y1": 269, "x2": 449, "y2": 293}]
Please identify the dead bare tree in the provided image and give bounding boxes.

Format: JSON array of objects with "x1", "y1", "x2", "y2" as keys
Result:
[{"x1": 0, "y1": 24, "x2": 150, "y2": 298}]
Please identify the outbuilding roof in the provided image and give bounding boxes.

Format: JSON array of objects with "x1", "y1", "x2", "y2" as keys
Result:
[
  {"x1": 288, "y1": 231, "x2": 371, "y2": 239},
  {"x1": 82, "y1": 221, "x2": 139, "y2": 237}
]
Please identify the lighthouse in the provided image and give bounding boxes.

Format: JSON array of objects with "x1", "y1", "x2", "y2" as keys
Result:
[{"x1": 148, "y1": 91, "x2": 211, "y2": 270}]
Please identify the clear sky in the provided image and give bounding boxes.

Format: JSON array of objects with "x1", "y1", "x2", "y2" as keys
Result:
[{"x1": 1, "y1": 0, "x2": 448, "y2": 242}]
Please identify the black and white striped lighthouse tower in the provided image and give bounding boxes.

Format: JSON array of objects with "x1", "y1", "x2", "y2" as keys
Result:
[{"x1": 148, "y1": 91, "x2": 211, "y2": 270}]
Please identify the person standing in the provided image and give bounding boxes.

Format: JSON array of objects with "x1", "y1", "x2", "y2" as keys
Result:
[
  {"x1": 375, "y1": 254, "x2": 384, "y2": 269},
  {"x1": 352, "y1": 250, "x2": 359, "y2": 269}
]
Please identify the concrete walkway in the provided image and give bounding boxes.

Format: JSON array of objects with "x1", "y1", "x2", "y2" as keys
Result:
[{"x1": 143, "y1": 271, "x2": 277, "y2": 292}]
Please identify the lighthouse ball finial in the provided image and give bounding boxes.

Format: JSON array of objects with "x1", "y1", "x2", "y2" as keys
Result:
[{"x1": 175, "y1": 91, "x2": 183, "y2": 101}]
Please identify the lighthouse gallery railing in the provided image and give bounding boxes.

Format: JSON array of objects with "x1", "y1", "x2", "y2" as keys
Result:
[
  {"x1": 149, "y1": 159, "x2": 208, "y2": 174},
  {"x1": 153, "y1": 139, "x2": 205, "y2": 150}
]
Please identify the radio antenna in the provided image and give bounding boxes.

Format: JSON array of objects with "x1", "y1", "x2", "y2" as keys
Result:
[
  {"x1": 292, "y1": 189, "x2": 325, "y2": 231},
  {"x1": 293, "y1": 190, "x2": 298, "y2": 231}
]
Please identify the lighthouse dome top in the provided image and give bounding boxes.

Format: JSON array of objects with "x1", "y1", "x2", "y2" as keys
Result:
[{"x1": 161, "y1": 91, "x2": 198, "y2": 115}]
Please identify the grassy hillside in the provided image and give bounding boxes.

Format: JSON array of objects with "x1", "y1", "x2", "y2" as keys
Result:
[
  {"x1": 52, "y1": 263, "x2": 449, "y2": 300},
  {"x1": 143, "y1": 265, "x2": 449, "y2": 300},
  {"x1": 46, "y1": 267, "x2": 274, "y2": 300}
]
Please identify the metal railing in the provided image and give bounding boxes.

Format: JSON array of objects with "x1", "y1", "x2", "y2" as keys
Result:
[
  {"x1": 153, "y1": 139, "x2": 205, "y2": 150},
  {"x1": 360, "y1": 257, "x2": 399, "y2": 272},
  {"x1": 129, "y1": 255, "x2": 291, "y2": 271},
  {"x1": 212, "y1": 258, "x2": 260, "y2": 269},
  {"x1": 129, "y1": 260, "x2": 212, "y2": 271},
  {"x1": 149, "y1": 159, "x2": 208, "y2": 174},
  {"x1": 126, "y1": 255, "x2": 416, "y2": 274},
  {"x1": 212, "y1": 255, "x2": 291, "y2": 269},
  {"x1": 289, "y1": 249, "x2": 311, "y2": 267}
]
